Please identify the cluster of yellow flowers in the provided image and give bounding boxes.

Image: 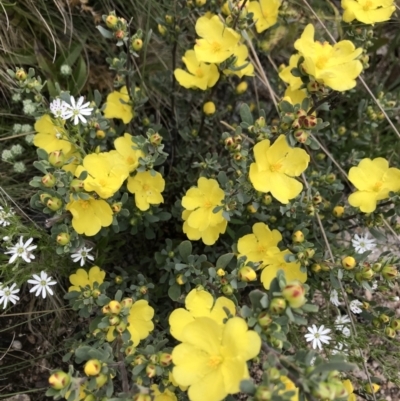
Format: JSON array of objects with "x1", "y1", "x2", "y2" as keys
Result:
[
  {"x1": 169, "y1": 288, "x2": 261, "y2": 401},
  {"x1": 33, "y1": 89, "x2": 166, "y2": 237},
  {"x1": 174, "y1": 14, "x2": 254, "y2": 90},
  {"x1": 69, "y1": 266, "x2": 154, "y2": 345},
  {"x1": 238, "y1": 222, "x2": 307, "y2": 289},
  {"x1": 280, "y1": 24, "x2": 363, "y2": 96}
]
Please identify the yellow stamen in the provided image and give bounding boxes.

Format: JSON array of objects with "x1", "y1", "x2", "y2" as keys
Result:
[
  {"x1": 208, "y1": 355, "x2": 223, "y2": 368},
  {"x1": 210, "y1": 41, "x2": 222, "y2": 54}
]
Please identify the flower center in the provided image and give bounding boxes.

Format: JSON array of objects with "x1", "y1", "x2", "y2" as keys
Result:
[
  {"x1": 127, "y1": 156, "x2": 134, "y2": 164},
  {"x1": 72, "y1": 109, "x2": 80, "y2": 116},
  {"x1": 314, "y1": 333, "x2": 320, "y2": 339},
  {"x1": 363, "y1": 0, "x2": 373, "y2": 11},
  {"x1": 5, "y1": 290, "x2": 10, "y2": 296},
  {"x1": 81, "y1": 251, "x2": 87, "y2": 257},
  {"x1": 55, "y1": 132, "x2": 63, "y2": 139},
  {"x1": 99, "y1": 178, "x2": 107, "y2": 187},
  {"x1": 143, "y1": 184, "x2": 150, "y2": 191},
  {"x1": 80, "y1": 201, "x2": 90, "y2": 209},
  {"x1": 270, "y1": 162, "x2": 282, "y2": 172},
  {"x1": 210, "y1": 41, "x2": 222, "y2": 54},
  {"x1": 17, "y1": 246, "x2": 24, "y2": 255},
  {"x1": 373, "y1": 181, "x2": 383, "y2": 192},
  {"x1": 195, "y1": 68, "x2": 204, "y2": 78},
  {"x1": 208, "y1": 355, "x2": 223, "y2": 368},
  {"x1": 203, "y1": 199, "x2": 212, "y2": 208},
  {"x1": 316, "y1": 56, "x2": 328, "y2": 69},
  {"x1": 40, "y1": 280, "x2": 46, "y2": 286}
]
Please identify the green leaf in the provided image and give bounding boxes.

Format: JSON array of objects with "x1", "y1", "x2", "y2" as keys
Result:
[
  {"x1": 301, "y1": 304, "x2": 319, "y2": 313},
  {"x1": 88, "y1": 348, "x2": 105, "y2": 360},
  {"x1": 97, "y1": 25, "x2": 114, "y2": 39},
  {"x1": 33, "y1": 161, "x2": 48, "y2": 174},
  {"x1": 178, "y1": 240, "x2": 192, "y2": 262},
  {"x1": 279, "y1": 100, "x2": 294, "y2": 113},
  {"x1": 217, "y1": 171, "x2": 228, "y2": 186},
  {"x1": 175, "y1": 263, "x2": 187, "y2": 271},
  {"x1": 240, "y1": 379, "x2": 256, "y2": 395},
  {"x1": 239, "y1": 103, "x2": 253, "y2": 125},
  {"x1": 71, "y1": 56, "x2": 88, "y2": 94},
  {"x1": 132, "y1": 363, "x2": 146, "y2": 376},
  {"x1": 37, "y1": 148, "x2": 48, "y2": 160},
  {"x1": 369, "y1": 227, "x2": 386, "y2": 242},
  {"x1": 312, "y1": 362, "x2": 356, "y2": 375},
  {"x1": 249, "y1": 290, "x2": 268, "y2": 310},
  {"x1": 74, "y1": 346, "x2": 91, "y2": 363},
  {"x1": 216, "y1": 253, "x2": 234, "y2": 269},
  {"x1": 168, "y1": 283, "x2": 181, "y2": 301}
]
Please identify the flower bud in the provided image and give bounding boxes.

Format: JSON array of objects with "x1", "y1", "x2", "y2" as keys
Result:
[
  {"x1": 176, "y1": 274, "x2": 184, "y2": 285},
  {"x1": 294, "y1": 129, "x2": 309, "y2": 143},
  {"x1": 235, "y1": 81, "x2": 248, "y2": 95},
  {"x1": 109, "y1": 315, "x2": 120, "y2": 326},
  {"x1": 116, "y1": 321, "x2": 127, "y2": 333},
  {"x1": 372, "y1": 318, "x2": 381, "y2": 328},
  {"x1": 364, "y1": 383, "x2": 380, "y2": 394},
  {"x1": 114, "y1": 30, "x2": 125, "y2": 40},
  {"x1": 361, "y1": 266, "x2": 374, "y2": 280},
  {"x1": 134, "y1": 355, "x2": 146, "y2": 365},
  {"x1": 385, "y1": 326, "x2": 396, "y2": 338},
  {"x1": 333, "y1": 206, "x2": 344, "y2": 218},
  {"x1": 96, "y1": 129, "x2": 106, "y2": 139},
  {"x1": 95, "y1": 373, "x2": 108, "y2": 388},
  {"x1": 221, "y1": 284, "x2": 233, "y2": 296},
  {"x1": 48, "y1": 150, "x2": 65, "y2": 167},
  {"x1": 47, "y1": 197, "x2": 63, "y2": 211},
  {"x1": 15, "y1": 68, "x2": 27, "y2": 81},
  {"x1": 134, "y1": 395, "x2": 151, "y2": 401},
  {"x1": 70, "y1": 179, "x2": 84, "y2": 192},
  {"x1": 303, "y1": 115, "x2": 317, "y2": 128},
  {"x1": 159, "y1": 352, "x2": 172, "y2": 366},
  {"x1": 57, "y1": 233, "x2": 70, "y2": 246},
  {"x1": 105, "y1": 14, "x2": 118, "y2": 28},
  {"x1": 48, "y1": 371, "x2": 71, "y2": 389},
  {"x1": 195, "y1": 0, "x2": 206, "y2": 5},
  {"x1": 262, "y1": 194, "x2": 272, "y2": 205},
  {"x1": 146, "y1": 364, "x2": 156, "y2": 378},
  {"x1": 84, "y1": 359, "x2": 102, "y2": 376},
  {"x1": 92, "y1": 289, "x2": 101, "y2": 298},
  {"x1": 292, "y1": 230, "x2": 304, "y2": 243},
  {"x1": 217, "y1": 268, "x2": 225, "y2": 277},
  {"x1": 257, "y1": 312, "x2": 272, "y2": 328},
  {"x1": 111, "y1": 202, "x2": 122, "y2": 213},
  {"x1": 238, "y1": 265, "x2": 257, "y2": 282},
  {"x1": 125, "y1": 346, "x2": 135, "y2": 356},
  {"x1": 158, "y1": 24, "x2": 167, "y2": 36},
  {"x1": 132, "y1": 38, "x2": 143, "y2": 51},
  {"x1": 247, "y1": 204, "x2": 257, "y2": 214},
  {"x1": 311, "y1": 263, "x2": 321, "y2": 273},
  {"x1": 382, "y1": 265, "x2": 398, "y2": 280},
  {"x1": 42, "y1": 173, "x2": 56, "y2": 187},
  {"x1": 115, "y1": 275, "x2": 123, "y2": 284},
  {"x1": 269, "y1": 297, "x2": 286, "y2": 314},
  {"x1": 281, "y1": 281, "x2": 307, "y2": 309},
  {"x1": 203, "y1": 101, "x2": 216, "y2": 115},
  {"x1": 102, "y1": 305, "x2": 111, "y2": 315},
  {"x1": 108, "y1": 300, "x2": 121, "y2": 314},
  {"x1": 390, "y1": 319, "x2": 400, "y2": 331},
  {"x1": 379, "y1": 314, "x2": 390, "y2": 324},
  {"x1": 150, "y1": 133, "x2": 163, "y2": 146},
  {"x1": 254, "y1": 386, "x2": 272, "y2": 401},
  {"x1": 140, "y1": 286, "x2": 148, "y2": 294},
  {"x1": 372, "y1": 263, "x2": 382, "y2": 272},
  {"x1": 341, "y1": 256, "x2": 356, "y2": 270},
  {"x1": 270, "y1": 337, "x2": 283, "y2": 349}
]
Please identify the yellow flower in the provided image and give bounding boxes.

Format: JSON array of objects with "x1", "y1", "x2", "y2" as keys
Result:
[
  {"x1": 127, "y1": 170, "x2": 165, "y2": 211},
  {"x1": 151, "y1": 385, "x2": 178, "y2": 401},
  {"x1": 68, "y1": 266, "x2": 105, "y2": 292},
  {"x1": 33, "y1": 115, "x2": 71, "y2": 154},
  {"x1": 348, "y1": 157, "x2": 400, "y2": 213},
  {"x1": 224, "y1": 44, "x2": 254, "y2": 78},
  {"x1": 248, "y1": 0, "x2": 281, "y2": 33},
  {"x1": 342, "y1": 0, "x2": 395, "y2": 24},
  {"x1": 66, "y1": 196, "x2": 113, "y2": 236},
  {"x1": 75, "y1": 152, "x2": 129, "y2": 199},
  {"x1": 260, "y1": 250, "x2": 307, "y2": 290},
  {"x1": 279, "y1": 54, "x2": 303, "y2": 91},
  {"x1": 112, "y1": 133, "x2": 144, "y2": 172},
  {"x1": 280, "y1": 376, "x2": 299, "y2": 401},
  {"x1": 237, "y1": 222, "x2": 282, "y2": 267},
  {"x1": 103, "y1": 86, "x2": 134, "y2": 124},
  {"x1": 294, "y1": 24, "x2": 363, "y2": 91},
  {"x1": 194, "y1": 15, "x2": 241, "y2": 64},
  {"x1": 62, "y1": 148, "x2": 82, "y2": 175},
  {"x1": 181, "y1": 177, "x2": 228, "y2": 245},
  {"x1": 107, "y1": 300, "x2": 154, "y2": 345},
  {"x1": 172, "y1": 317, "x2": 261, "y2": 401},
  {"x1": 249, "y1": 135, "x2": 310, "y2": 204},
  {"x1": 283, "y1": 87, "x2": 308, "y2": 106},
  {"x1": 174, "y1": 50, "x2": 220, "y2": 90},
  {"x1": 169, "y1": 288, "x2": 236, "y2": 341},
  {"x1": 342, "y1": 380, "x2": 356, "y2": 401}
]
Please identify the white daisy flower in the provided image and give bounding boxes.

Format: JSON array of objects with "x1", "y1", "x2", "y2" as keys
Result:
[
  {"x1": 62, "y1": 96, "x2": 93, "y2": 125},
  {"x1": 0, "y1": 206, "x2": 14, "y2": 227},
  {"x1": 349, "y1": 299, "x2": 363, "y2": 314},
  {"x1": 304, "y1": 324, "x2": 332, "y2": 350},
  {"x1": 50, "y1": 98, "x2": 68, "y2": 118},
  {"x1": 0, "y1": 283, "x2": 20, "y2": 308},
  {"x1": 351, "y1": 233, "x2": 376, "y2": 254},
  {"x1": 5, "y1": 236, "x2": 37, "y2": 264},
  {"x1": 71, "y1": 246, "x2": 94, "y2": 266},
  {"x1": 335, "y1": 314, "x2": 352, "y2": 337},
  {"x1": 330, "y1": 289, "x2": 340, "y2": 306},
  {"x1": 27, "y1": 271, "x2": 57, "y2": 299},
  {"x1": 331, "y1": 342, "x2": 347, "y2": 355},
  {"x1": 370, "y1": 281, "x2": 378, "y2": 291}
]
